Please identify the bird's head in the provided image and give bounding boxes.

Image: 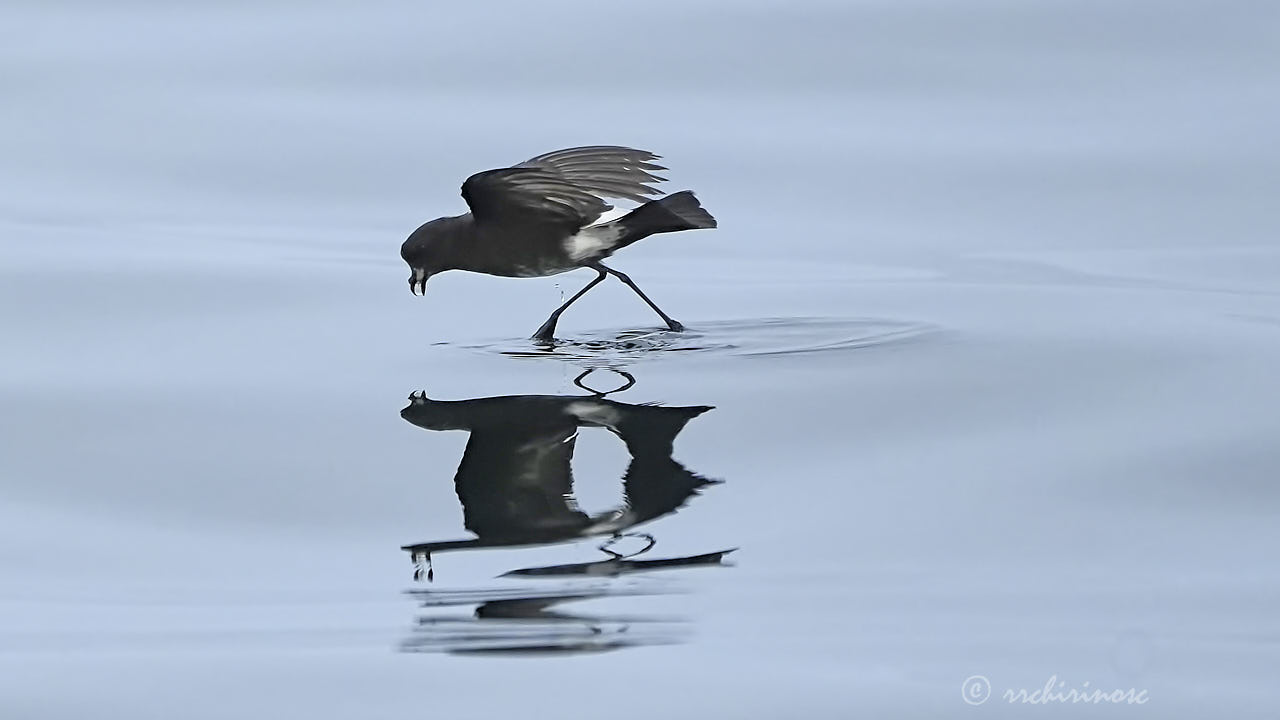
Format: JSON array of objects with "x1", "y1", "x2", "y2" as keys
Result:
[
  {"x1": 401, "y1": 218, "x2": 453, "y2": 296},
  {"x1": 400, "y1": 391, "x2": 469, "y2": 430}
]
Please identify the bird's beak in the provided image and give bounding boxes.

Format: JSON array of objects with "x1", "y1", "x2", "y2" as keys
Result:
[{"x1": 408, "y1": 268, "x2": 429, "y2": 296}]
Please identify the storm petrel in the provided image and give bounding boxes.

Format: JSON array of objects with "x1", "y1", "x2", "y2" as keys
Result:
[{"x1": 400, "y1": 146, "x2": 717, "y2": 341}]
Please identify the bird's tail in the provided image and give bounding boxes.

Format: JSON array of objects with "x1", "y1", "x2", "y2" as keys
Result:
[
  {"x1": 614, "y1": 404, "x2": 714, "y2": 456},
  {"x1": 612, "y1": 191, "x2": 716, "y2": 247}
]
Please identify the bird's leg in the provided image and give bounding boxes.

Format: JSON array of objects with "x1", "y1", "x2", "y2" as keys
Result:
[
  {"x1": 592, "y1": 262, "x2": 684, "y2": 332},
  {"x1": 532, "y1": 268, "x2": 608, "y2": 342}
]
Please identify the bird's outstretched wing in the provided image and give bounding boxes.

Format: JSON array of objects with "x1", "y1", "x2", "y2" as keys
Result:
[
  {"x1": 518, "y1": 146, "x2": 668, "y2": 204},
  {"x1": 461, "y1": 146, "x2": 668, "y2": 229}
]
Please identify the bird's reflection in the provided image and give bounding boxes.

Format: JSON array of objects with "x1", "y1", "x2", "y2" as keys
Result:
[{"x1": 398, "y1": 369, "x2": 733, "y2": 656}]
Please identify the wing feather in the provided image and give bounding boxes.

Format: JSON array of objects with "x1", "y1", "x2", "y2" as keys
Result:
[{"x1": 461, "y1": 145, "x2": 670, "y2": 228}]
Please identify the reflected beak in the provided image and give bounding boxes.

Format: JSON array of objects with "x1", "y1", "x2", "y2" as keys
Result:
[{"x1": 408, "y1": 268, "x2": 429, "y2": 296}]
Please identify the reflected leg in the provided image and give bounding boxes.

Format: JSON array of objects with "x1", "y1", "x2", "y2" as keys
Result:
[
  {"x1": 573, "y1": 368, "x2": 636, "y2": 396},
  {"x1": 598, "y1": 532, "x2": 657, "y2": 559}
]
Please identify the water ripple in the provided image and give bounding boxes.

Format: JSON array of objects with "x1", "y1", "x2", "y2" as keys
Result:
[{"x1": 459, "y1": 316, "x2": 938, "y2": 362}]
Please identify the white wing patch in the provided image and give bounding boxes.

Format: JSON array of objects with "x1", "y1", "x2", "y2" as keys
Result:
[{"x1": 565, "y1": 224, "x2": 623, "y2": 262}]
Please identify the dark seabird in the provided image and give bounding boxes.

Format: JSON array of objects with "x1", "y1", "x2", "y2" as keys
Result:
[
  {"x1": 400, "y1": 146, "x2": 717, "y2": 341},
  {"x1": 398, "y1": 389, "x2": 717, "y2": 560}
]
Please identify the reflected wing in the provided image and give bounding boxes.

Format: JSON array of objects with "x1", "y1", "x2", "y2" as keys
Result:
[
  {"x1": 461, "y1": 146, "x2": 668, "y2": 229},
  {"x1": 611, "y1": 403, "x2": 717, "y2": 524},
  {"x1": 453, "y1": 427, "x2": 589, "y2": 540},
  {"x1": 623, "y1": 458, "x2": 719, "y2": 525}
]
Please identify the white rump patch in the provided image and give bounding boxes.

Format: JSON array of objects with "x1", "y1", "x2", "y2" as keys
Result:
[
  {"x1": 565, "y1": 400, "x2": 623, "y2": 430},
  {"x1": 565, "y1": 224, "x2": 623, "y2": 262}
]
